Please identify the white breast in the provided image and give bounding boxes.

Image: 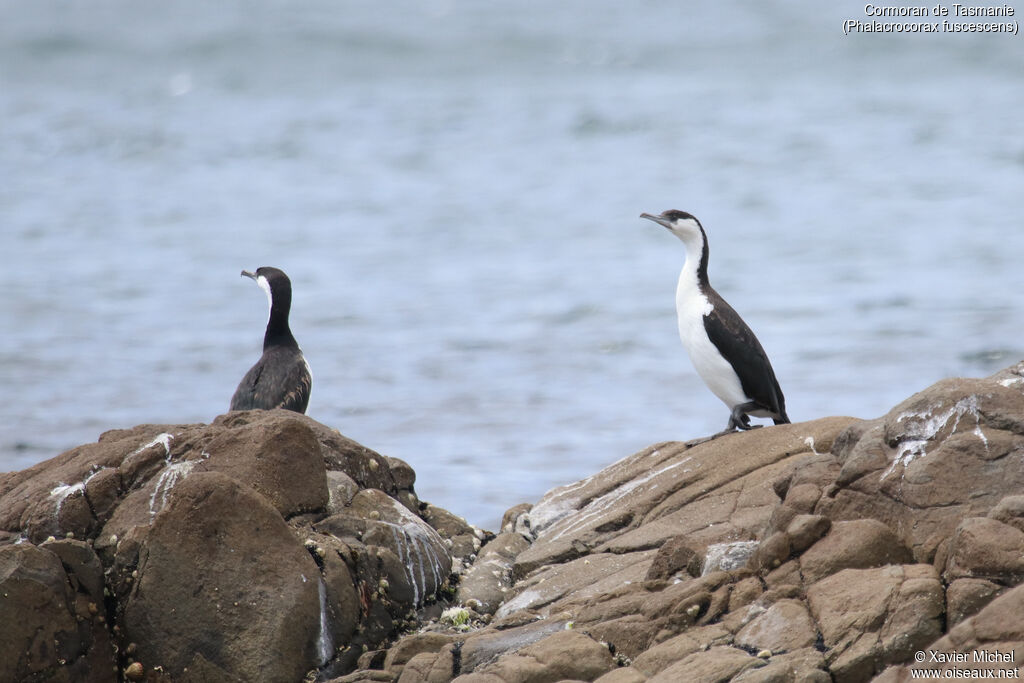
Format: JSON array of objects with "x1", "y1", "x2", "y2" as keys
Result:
[{"x1": 675, "y1": 267, "x2": 749, "y2": 410}]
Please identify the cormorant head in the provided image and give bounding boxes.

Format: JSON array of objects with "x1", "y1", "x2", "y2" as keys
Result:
[
  {"x1": 640, "y1": 210, "x2": 704, "y2": 242},
  {"x1": 241, "y1": 267, "x2": 292, "y2": 312}
]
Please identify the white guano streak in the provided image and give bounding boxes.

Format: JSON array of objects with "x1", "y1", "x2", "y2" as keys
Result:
[{"x1": 883, "y1": 395, "x2": 987, "y2": 480}]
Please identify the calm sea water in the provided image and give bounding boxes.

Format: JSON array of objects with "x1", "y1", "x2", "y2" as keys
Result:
[{"x1": 2, "y1": 1, "x2": 1023, "y2": 528}]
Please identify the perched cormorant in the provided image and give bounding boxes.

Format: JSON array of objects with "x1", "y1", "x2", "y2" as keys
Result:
[
  {"x1": 230, "y1": 267, "x2": 312, "y2": 414},
  {"x1": 641, "y1": 210, "x2": 790, "y2": 435}
]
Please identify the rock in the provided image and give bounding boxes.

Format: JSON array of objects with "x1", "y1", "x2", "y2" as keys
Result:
[
  {"x1": 330, "y1": 671, "x2": 398, "y2": 682},
  {"x1": 807, "y1": 564, "x2": 944, "y2": 681},
  {"x1": 822, "y1": 374, "x2": 1024, "y2": 563},
  {"x1": 799, "y1": 519, "x2": 913, "y2": 584},
  {"x1": 644, "y1": 534, "x2": 703, "y2": 580},
  {"x1": 384, "y1": 632, "x2": 458, "y2": 676},
  {"x1": 385, "y1": 456, "x2": 417, "y2": 490},
  {"x1": 501, "y1": 503, "x2": 533, "y2": 534},
  {"x1": 421, "y1": 503, "x2": 482, "y2": 565},
  {"x1": 6, "y1": 363, "x2": 1024, "y2": 683},
  {"x1": 457, "y1": 618, "x2": 569, "y2": 674},
  {"x1": 630, "y1": 624, "x2": 731, "y2": 676},
  {"x1": 396, "y1": 647, "x2": 459, "y2": 683},
  {"x1": 121, "y1": 471, "x2": 322, "y2": 681},
  {"x1": 463, "y1": 630, "x2": 615, "y2": 682},
  {"x1": 421, "y1": 504, "x2": 476, "y2": 540},
  {"x1": 749, "y1": 533, "x2": 790, "y2": 573},
  {"x1": 988, "y1": 494, "x2": 1024, "y2": 534},
  {"x1": 327, "y1": 470, "x2": 360, "y2": 513},
  {"x1": 880, "y1": 581, "x2": 1024, "y2": 680},
  {"x1": 318, "y1": 489, "x2": 451, "y2": 607},
  {"x1": 202, "y1": 412, "x2": 329, "y2": 516},
  {"x1": 496, "y1": 550, "x2": 656, "y2": 619},
  {"x1": 41, "y1": 538, "x2": 105, "y2": 600},
  {"x1": 647, "y1": 645, "x2": 762, "y2": 683},
  {"x1": 516, "y1": 418, "x2": 856, "y2": 578},
  {"x1": 732, "y1": 648, "x2": 830, "y2": 682},
  {"x1": 377, "y1": 366, "x2": 1024, "y2": 682},
  {"x1": 703, "y1": 540, "x2": 760, "y2": 574},
  {"x1": 946, "y1": 578, "x2": 1003, "y2": 626},
  {"x1": 734, "y1": 599, "x2": 819, "y2": 654},
  {"x1": 785, "y1": 514, "x2": 831, "y2": 554},
  {"x1": 944, "y1": 516, "x2": 1024, "y2": 582},
  {"x1": 457, "y1": 531, "x2": 530, "y2": 614},
  {"x1": 594, "y1": 667, "x2": 647, "y2": 683},
  {"x1": 0, "y1": 543, "x2": 116, "y2": 683},
  {"x1": 0, "y1": 410, "x2": 468, "y2": 681}
]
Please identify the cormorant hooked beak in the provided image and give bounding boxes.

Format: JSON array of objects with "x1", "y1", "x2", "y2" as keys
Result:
[
  {"x1": 241, "y1": 270, "x2": 257, "y2": 280},
  {"x1": 640, "y1": 212, "x2": 673, "y2": 230}
]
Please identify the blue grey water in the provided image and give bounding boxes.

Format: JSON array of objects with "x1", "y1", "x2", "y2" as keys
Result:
[{"x1": 2, "y1": 1, "x2": 1023, "y2": 529}]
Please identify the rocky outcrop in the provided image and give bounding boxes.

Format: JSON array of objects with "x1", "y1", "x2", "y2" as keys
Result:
[
  {"x1": 346, "y1": 362, "x2": 1024, "y2": 683},
  {"x1": 0, "y1": 410, "x2": 475, "y2": 682},
  {"x1": 4, "y1": 362, "x2": 1024, "y2": 682}
]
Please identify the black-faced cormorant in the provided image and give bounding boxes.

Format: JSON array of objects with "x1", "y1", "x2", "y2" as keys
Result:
[
  {"x1": 641, "y1": 210, "x2": 789, "y2": 435},
  {"x1": 230, "y1": 267, "x2": 312, "y2": 414}
]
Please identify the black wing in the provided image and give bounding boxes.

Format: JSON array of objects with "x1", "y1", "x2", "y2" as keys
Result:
[
  {"x1": 702, "y1": 287, "x2": 788, "y2": 420},
  {"x1": 229, "y1": 347, "x2": 311, "y2": 414}
]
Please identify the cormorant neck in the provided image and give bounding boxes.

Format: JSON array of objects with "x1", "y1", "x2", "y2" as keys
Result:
[
  {"x1": 676, "y1": 227, "x2": 710, "y2": 289},
  {"x1": 264, "y1": 289, "x2": 298, "y2": 350}
]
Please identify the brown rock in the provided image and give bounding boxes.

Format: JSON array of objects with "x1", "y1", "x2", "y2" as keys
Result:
[
  {"x1": 515, "y1": 418, "x2": 856, "y2": 577},
  {"x1": 644, "y1": 534, "x2": 702, "y2": 581},
  {"x1": 501, "y1": 503, "x2": 533, "y2": 534},
  {"x1": 988, "y1": 494, "x2": 1024, "y2": 534},
  {"x1": 121, "y1": 471, "x2": 322, "y2": 681},
  {"x1": 83, "y1": 466, "x2": 122, "y2": 525},
  {"x1": 785, "y1": 514, "x2": 831, "y2": 554},
  {"x1": 396, "y1": 649, "x2": 457, "y2": 683},
  {"x1": 384, "y1": 633, "x2": 459, "y2": 676},
  {"x1": 292, "y1": 415, "x2": 399, "y2": 492},
  {"x1": 728, "y1": 576, "x2": 764, "y2": 612},
  {"x1": 823, "y1": 375, "x2": 1024, "y2": 562},
  {"x1": 498, "y1": 550, "x2": 655, "y2": 619},
  {"x1": 630, "y1": 624, "x2": 731, "y2": 676},
  {"x1": 385, "y1": 456, "x2": 417, "y2": 490},
  {"x1": 0, "y1": 545, "x2": 68, "y2": 667},
  {"x1": 647, "y1": 645, "x2": 762, "y2": 683},
  {"x1": 763, "y1": 559, "x2": 802, "y2": 591},
  {"x1": 782, "y1": 483, "x2": 825, "y2": 514},
  {"x1": 594, "y1": 667, "x2": 647, "y2": 683},
  {"x1": 750, "y1": 532, "x2": 790, "y2": 573},
  {"x1": 732, "y1": 648, "x2": 830, "y2": 682},
  {"x1": 734, "y1": 599, "x2": 818, "y2": 654},
  {"x1": 946, "y1": 578, "x2": 1004, "y2": 626},
  {"x1": 807, "y1": 564, "x2": 943, "y2": 681},
  {"x1": 421, "y1": 503, "x2": 476, "y2": 540},
  {"x1": 0, "y1": 543, "x2": 116, "y2": 683},
  {"x1": 0, "y1": 412, "x2": 471, "y2": 681},
  {"x1": 469, "y1": 630, "x2": 615, "y2": 682},
  {"x1": 203, "y1": 411, "x2": 328, "y2": 516},
  {"x1": 944, "y1": 517, "x2": 1024, "y2": 582},
  {"x1": 457, "y1": 531, "x2": 530, "y2": 614},
  {"x1": 881, "y1": 581, "x2": 1024, "y2": 680},
  {"x1": 327, "y1": 470, "x2": 360, "y2": 513},
  {"x1": 41, "y1": 538, "x2": 105, "y2": 600},
  {"x1": 458, "y1": 618, "x2": 569, "y2": 674},
  {"x1": 331, "y1": 671, "x2": 398, "y2": 682},
  {"x1": 799, "y1": 519, "x2": 912, "y2": 584},
  {"x1": 319, "y1": 488, "x2": 451, "y2": 607},
  {"x1": 357, "y1": 649, "x2": 388, "y2": 670}
]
